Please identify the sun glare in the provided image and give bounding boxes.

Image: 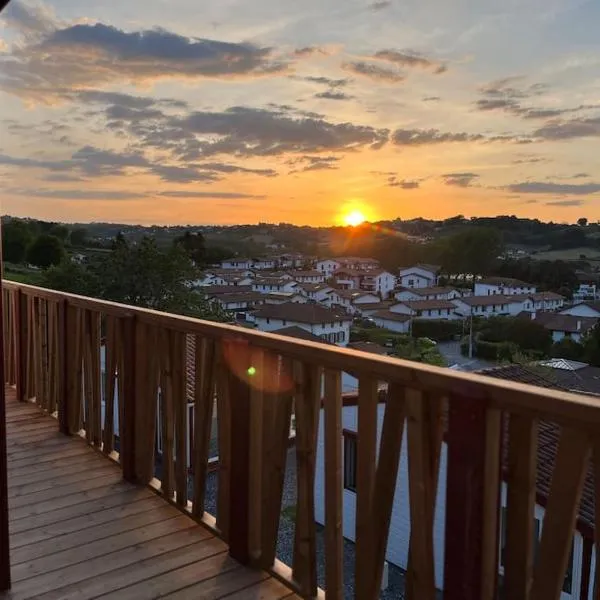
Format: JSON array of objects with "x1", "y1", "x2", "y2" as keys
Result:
[{"x1": 344, "y1": 210, "x2": 367, "y2": 227}]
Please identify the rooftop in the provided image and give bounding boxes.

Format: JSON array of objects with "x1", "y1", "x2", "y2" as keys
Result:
[
  {"x1": 527, "y1": 311, "x2": 598, "y2": 334},
  {"x1": 396, "y1": 299, "x2": 456, "y2": 310},
  {"x1": 477, "y1": 276, "x2": 535, "y2": 287},
  {"x1": 252, "y1": 302, "x2": 351, "y2": 324}
]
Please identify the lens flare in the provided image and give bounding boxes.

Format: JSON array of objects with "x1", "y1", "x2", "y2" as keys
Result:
[{"x1": 343, "y1": 210, "x2": 367, "y2": 227}]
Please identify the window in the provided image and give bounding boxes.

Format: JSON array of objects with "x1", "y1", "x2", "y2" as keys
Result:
[
  {"x1": 408, "y1": 279, "x2": 414, "y2": 287},
  {"x1": 282, "y1": 320, "x2": 287, "y2": 326},
  {"x1": 266, "y1": 318, "x2": 270, "y2": 324},
  {"x1": 343, "y1": 431, "x2": 357, "y2": 492}
]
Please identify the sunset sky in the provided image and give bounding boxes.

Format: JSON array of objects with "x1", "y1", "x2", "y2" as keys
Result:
[{"x1": 1, "y1": 0, "x2": 599, "y2": 226}]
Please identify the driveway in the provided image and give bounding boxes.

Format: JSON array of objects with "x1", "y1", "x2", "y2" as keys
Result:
[{"x1": 437, "y1": 340, "x2": 497, "y2": 372}]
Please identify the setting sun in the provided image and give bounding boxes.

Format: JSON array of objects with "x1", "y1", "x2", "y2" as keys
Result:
[{"x1": 344, "y1": 210, "x2": 367, "y2": 227}]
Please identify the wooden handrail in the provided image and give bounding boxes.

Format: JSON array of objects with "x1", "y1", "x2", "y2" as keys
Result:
[{"x1": 2, "y1": 279, "x2": 599, "y2": 600}]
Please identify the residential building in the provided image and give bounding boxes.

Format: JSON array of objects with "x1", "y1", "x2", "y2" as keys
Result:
[
  {"x1": 252, "y1": 258, "x2": 276, "y2": 270},
  {"x1": 313, "y1": 362, "x2": 599, "y2": 598},
  {"x1": 252, "y1": 302, "x2": 352, "y2": 345},
  {"x1": 474, "y1": 277, "x2": 537, "y2": 296},
  {"x1": 389, "y1": 299, "x2": 460, "y2": 320},
  {"x1": 394, "y1": 286, "x2": 464, "y2": 302},
  {"x1": 289, "y1": 270, "x2": 326, "y2": 284},
  {"x1": 297, "y1": 283, "x2": 334, "y2": 303},
  {"x1": 332, "y1": 268, "x2": 362, "y2": 290},
  {"x1": 359, "y1": 269, "x2": 396, "y2": 298},
  {"x1": 524, "y1": 312, "x2": 598, "y2": 343},
  {"x1": 398, "y1": 264, "x2": 440, "y2": 288},
  {"x1": 453, "y1": 295, "x2": 533, "y2": 318},
  {"x1": 573, "y1": 284, "x2": 598, "y2": 303},
  {"x1": 263, "y1": 292, "x2": 308, "y2": 305},
  {"x1": 220, "y1": 258, "x2": 254, "y2": 270},
  {"x1": 206, "y1": 291, "x2": 266, "y2": 319},
  {"x1": 315, "y1": 259, "x2": 342, "y2": 277},
  {"x1": 336, "y1": 256, "x2": 381, "y2": 271},
  {"x1": 369, "y1": 310, "x2": 411, "y2": 333},
  {"x1": 561, "y1": 302, "x2": 600, "y2": 319},
  {"x1": 324, "y1": 289, "x2": 354, "y2": 313},
  {"x1": 252, "y1": 278, "x2": 300, "y2": 294}
]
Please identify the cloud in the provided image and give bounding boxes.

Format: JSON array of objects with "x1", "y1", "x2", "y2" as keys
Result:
[
  {"x1": 43, "y1": 174, "x2": 86, "y2": 182},
  {"x1": 1, "y1": 0, "x2": 58, "y2": 36},
  {"x1": 533, "y1": 116, "x2": 600, "y2": 141},
  {"x1": 151, "y1": 165, "x2": 219, "y2": 183},
  {"x1": 195, "y1": 162, "x2": 278, "y2": 177},
  {"x1": 1, "y1": 19, "x2": 287, "y2": 100},
  {"x1": 288, "y1": 155, "x2": 341, "y2": 172},
  {"x1": 302, "y1": 76, "x2": 349, "y2": 87},
  {"x1": 442, "y1": 172, "x2": 480, "y2": 187},
  {"x1": 512, "y1": 156, "x2": 547, "y2": 164},
  {"x1": 156, "y1": 190, "x2": 264, "y2": 199},
  {"x1": 391, "y1": 128, "x2": 484, "y2": 145},
  {"x1": 369, "y1": 0, "x2": 391, "y2": 10},
  {"x1": 423, "y1": 96, "x2": 441, "y2": 102},
  {"x1": 123, "y1": 105, "x2": 389, "y2": 158},
  {"x1": 505, "y1": 181, "x2": 600, "y2": 195},
  {"x1": 374, "y1": 49, "x2": 446, "y2": 74},
  {"x1": 546, "y1": 199, "x2": 585, "y2": 207},
  {"x1": 343, "y1": 61, "x2": 405, "y2": 83},
  {"x1": 293, "y1": 46, "x2": 327, "y2": 58},
  {"x1": 6, "y1": 187, "x2": 147, "y2": 200},
  {"x1": 315, "y1": 91, "x2": 354, "y2": 101},
  {"x1": 572, "y1": 173, "x2": 590, "y2": 179},
  {"x1": 387, "y1": 176, "x2": 419, "y2": 189}
]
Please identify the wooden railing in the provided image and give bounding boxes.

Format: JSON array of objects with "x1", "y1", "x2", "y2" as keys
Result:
[{"x1": 2, "y1": 280, "x2": 600, "y2": 599}]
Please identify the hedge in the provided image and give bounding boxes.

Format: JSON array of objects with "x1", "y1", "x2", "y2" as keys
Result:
[
  {"x1": 461, "y1": 339, "x2": 517, "y2": 361},
  {"x1": 411, "y1": 319, "x2": 463, "y2": 342}
]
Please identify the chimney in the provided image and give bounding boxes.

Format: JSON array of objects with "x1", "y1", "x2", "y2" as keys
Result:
[
  {"x1": 577, "y1": 320, "x2": 582, "y2": 331},
  {"x1": 531, "y1": 311, "x2": 536, "y2": 320}
]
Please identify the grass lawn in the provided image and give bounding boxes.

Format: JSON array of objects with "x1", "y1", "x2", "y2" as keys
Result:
[
  {"x1": 532, "y1": 247, "x2": 600, "y2": 261},
  {"x1": 3, "y1": 269, "x2": 43, "y2": 285}
]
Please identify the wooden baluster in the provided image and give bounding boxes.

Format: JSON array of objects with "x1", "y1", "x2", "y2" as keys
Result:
[
  {"x1": 260, "y1": 355, "x2": 293, "y2": 569},
  {"x1": 159, "y1": 329, "x2": 175, "y2": 501},
  {"x1": 26, "y1": 295, "x2": 35, "y2": 401},
  {"x1": 5, "y1": 290, "x2": 14, "y2": 385},
  {"x1": 292, "y1": 362, "x2": 321, "y2": 597},
  {"x1": 504, "y1": 413, "x2": 538, "y2": 600},
  {"x1": 444, "y1": 394, "x2": 502, "y2": 600},
  {"x1": 90, "y1": 311, "x2": 102, "y2": 446},
  {"x1": 191, "y1": 336, "x2": 217, "y2": 518},
  {"x1": 366, "y1": 383, "x2": 407, "y2": 600},
  {"x1": 82, "y1": 310, "x2": 93, "y2": 443},
  {"x1": 103, "y1": 315, "x2": 118, "y2": 454},
  {"x1": 135, "y1": 323, "x2": 159, "y2": 484},
  {"x1": 39, "y1": 298, "x2": 49, "y2": 411},
  {"x1": 57, "y1": 299, "x2": 69, "y2": 434},
  {"x1": 324, "y1": 368, "x2": 343, "y2": 600},
  {"x1": 70, "y1": 306, "x2": 84, "y2": 433},
  {"x1": 355, "y1": 376, "x2": 378, "y2": 599},
  {"x1": 15, "y1": 289, "x2": 27, "y2": 403},
  {"x1": 120, "y1": 315, "x2": 136, "y2": 482},
  {"x1": 594, "y1": 442, "x2": 600, "y2": 599},
  {"x1": 531, "y1": 428, "x2": 590, "y2": 600},
  {"x1": 216, "y1": 341, "x2": 232, "y2": 541},
  {"x1": 171, "y1": 330, "x2": 187, "y2": 507},
  {"x1": 248, "y1": 347, "x2": 265, "y2": 563},
  {"x1": 48, "y1": 301, "x2": 60, "y2": 414}
]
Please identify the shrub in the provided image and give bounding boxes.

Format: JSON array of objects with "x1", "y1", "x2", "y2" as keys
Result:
[{"x1": 411, "y1": 319, "x2": 463, "y2": 341}]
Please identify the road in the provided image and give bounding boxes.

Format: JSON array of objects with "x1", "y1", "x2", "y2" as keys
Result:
[{"x1": 437, "y1": 340, "x2": 497, "y2": 372}]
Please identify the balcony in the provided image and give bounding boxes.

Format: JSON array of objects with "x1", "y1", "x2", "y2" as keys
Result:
[{"x1": 1, "y1": 280, "x2": 599, "y2": 600}]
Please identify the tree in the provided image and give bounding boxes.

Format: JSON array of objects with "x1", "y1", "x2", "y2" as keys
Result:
[
  {"x1": 174, "y1": 231, "x2": 206, "y2": 265},
  {"x1": 2, "y1": 219, "x2": 33, "y2": 263},
  {"x1": 26, "y1": 234, "x2": 65, "y2": 269},
  {"x1": 583, "y1": 325, "x2": 600, "y2": 367},
  {"x1": 48, "y1": 224, "x2": 70, "y2": 241},
  {"x1": 40, "y1": 259, "x2": 99, "y2": 297},
  {"x1": 551, "y1": 338, "x2": 584, "y2": 361},
  {"x1": 69, "y1": 228, "x2": 88, "y2": 247},
  {"x1": 578, "y1": 217, "x2": 588, "y2": 227}
]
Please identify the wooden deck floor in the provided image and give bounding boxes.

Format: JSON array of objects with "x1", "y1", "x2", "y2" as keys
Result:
[{"x1": 1, "y1": 388, "x2": 299, "y2": 600}]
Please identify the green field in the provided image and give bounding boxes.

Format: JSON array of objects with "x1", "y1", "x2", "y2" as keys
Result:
[
  {"x1": 531, "y1": 247, "x2": 600, "y2": 261},
  {"x1": 3, "y1": 270, "x2": 43, "y2": 285}
]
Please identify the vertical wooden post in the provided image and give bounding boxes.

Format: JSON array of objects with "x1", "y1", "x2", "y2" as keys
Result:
[
  {"x1": 14, "y1": 289, "x2": 26, "y2": 403},
  {"x1": 58, "y1": 299, "x2": 69, "y2": 435},
  {"x1": 227, "y1": 338, "x2": 251, "y2": 566},
  {"x1": 0, "y1": 234, "x2": 11, "y2": 591},
  {"x1": 444, "y1": 394, "x2": 501, "y2": 600},
  {"x1": 121, "y1": 315, "x2": 137, "y2": 482},
  {"x1": 580, "y1": 537, "x2": 593, "y2": 600}
]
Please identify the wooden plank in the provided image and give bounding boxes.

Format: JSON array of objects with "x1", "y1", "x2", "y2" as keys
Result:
[
  {"x1": 7, "y1": 525, "x2": 213, "y2": 600},
  {"x1": 212, "y1": 576, "x2": 300, "y2": 600},
  {"x1": 10, "y1": 505, "x2": 183, "y2": 564},
  {"x1": 96, "y1": 551, "x2": 238, "y2": 600},
  {"x1": 292, "y1": 362, "x2": 320, "y2": 597},
  {"x1": 504, "y1": 413, "x2": 538, "y2": 600},
  {"x1": 89, "y1": 310, "x2": 102, "y2": 446},
  {"x1": 7, "y1": 444, "x2": 92, "y2": 470},
  {"x1": 405, "y1": 388, "x2": 436, "y2": 600},
  {"x1": 120, "y1": 315, "x2": 136, "y2": 482},
  {"x1": 368, "y1": 382, "x2": 406, "y2": 600},
  {"x1": 580, "y1": 537, "x2": 593, "y2": 600},
  {"x1": 15, "y1": 290, "x2": 27, "y2": 403},
  {"x1": 248, "y1": 346, "x2": 265, "y2": 563},
  {"x1": 8, "y1": 455, "x2": 102, "y2": 487},
  {"x1": 216, "y1": 341, "x2": 232, "y2": 540},
  {"x1": 191, "y1": 336, "x2": 217, "y2": 517},
  {"x1": 33, "y1": 538, "x2": 227, "y2": 600},
  {"x1": 103, "y1": 315, "x2": 118, "y2": 454},
  {"x1": 260, "y1": 356, "x2": 293, "y2": 569},
  {"x1": 5, "y1": 450, "x2": 98, "y2": 478},
  {"x1": 159, "y1": 329, "x2": 176, "y2": 501},
  {"x1": 355, "y1": 376, "x2": 378, "y2": 599},
  {"x1": 531, "y1": 428, "x2": 590, "y2": 600},
  {"x1": 10, "y1": 496, "x2": 166, "y2": 549},
  {"x1": 323, "y1": 368, "x2": 343, "y2": 600}
]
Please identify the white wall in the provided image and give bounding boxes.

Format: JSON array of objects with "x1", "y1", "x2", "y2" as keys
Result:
[
  {"x1": 561, "y1": 304, "x2": 600, "y2": 318},
  {"x1": 316, "y1": 260, "x2": 341, "y2": 277},
  {"x1": 315, "y1": 405, "x2": 587, "y2": 598},
  {"x1": 399, "y1": 273, "x2": 434, "y2": 288},
  {"x1": 371, "y1": 317, "x2": 410, "y2": 333},
  {"x1": 474, "y1": 283, "x2": 537, "y2": 296},
  {"x1": 254, "y1": 317, "x2": 351, "y2": 345}
]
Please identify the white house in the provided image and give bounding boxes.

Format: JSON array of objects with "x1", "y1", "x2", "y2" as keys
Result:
[
  {"x1": 398, "y1": 264, "x2": 440, "y2": 289},
  {"x1": 389, "y1": 300, "x2": 460, "y2": 320},
  {"x1": 337, "y1": 256, "x2": 381, "y2": 271},
  {"x1": 370, "y1": 310, "x2": 411, "y2": 333},
  {"x1": 394, "y1": 286, "x2": 463, "y2": 302},
  {"x1": 474, "y1": 277, "x2": 537, "y2": 296},
  {"x1": 298, "y1": 283, "x2": 335, "y2": 303},
  {"x1": 360, "y1": 270, "x2": 396, "y2": 298},
  {"x1": 573, "y1": 284, "x2": 598, "y2": 303},
  {"x1": 207, "y1": 291, "x2": 267, "y2": 319},
  {"x1": 453, "y1": 295, "x2": 533, "y2": 318},
  {"x1": 561, "y1": 303, "x2": 600, "y2": 319},
  {"x1": 324, "y1": 289, "x2": 354, "y2": 314},
  {"x1": 289, "y1": 270, "x2": 326, "y2": 284},
  {"x1": 314, "y1": 395, "x2": 590, "y2": 599},
  {"x1": 252, "y1": 258, "x2": 276, "y2": 270},
  {"x1": 252, "y1": 278, "x2": 300, "y2": 294},
  {"x1": 332, "y1": 269, "x2": 362, "y2": 291},
  {"x1": 263, "y1": 292, "x2": 308, "y2": 305},
  {"x1": 525, "y1": 312, "x2": 598, "y2": 343},
  {"x1": 316, "y1": 259, "x2": 342, "y2": 278},
  {"x1": 527, "y1": 291, "x2": 565, "y2": 312},
  {"x1": 252, "y1": 302, "x2": 352, "y2": 345},
  {"x1": 220, "y1": 258, "x2": 254, "y2": 270}
]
